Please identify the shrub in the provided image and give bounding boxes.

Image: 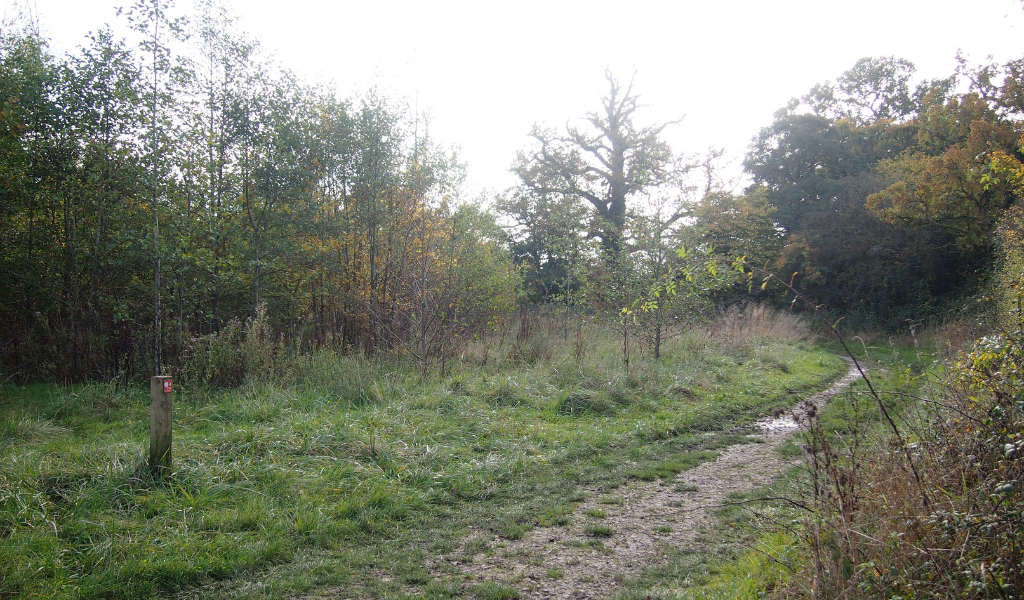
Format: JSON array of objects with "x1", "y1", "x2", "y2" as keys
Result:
[{"x1": 180, "y1": 304, "x2": 295, "y2": 388}]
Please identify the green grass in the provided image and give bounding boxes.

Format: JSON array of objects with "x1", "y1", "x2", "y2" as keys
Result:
[
  {"x1": 629, "y1": 451, "x2": 720, "y2": 481},
  {"x1": 0, "y1": 328, "x2": 847, "y2": 599},
  {"x1": 585, "y1": 524, "x2": 614, "y2": 537},
  {"x1": 673, "y1": 531, "x2": 803, "y2": 600},
  {"x1": 472, "y1": 581, "x2": 521, "y2": 599}
]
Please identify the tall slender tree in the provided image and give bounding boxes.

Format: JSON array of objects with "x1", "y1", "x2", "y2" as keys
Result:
[{"x1": 125, "y1": 0, "x2": 183, "y2": 375}]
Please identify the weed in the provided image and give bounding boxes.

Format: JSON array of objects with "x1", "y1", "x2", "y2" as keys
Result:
[
  {"x1": 629, "y1": 451, "x2": 718, "y2": 481},
  {"x1": 706, "y1": 304, "x2": 810, "y2": 354},
  {"x1": 673, "y1": 531, "x2": 802, "y2": 599},
  {"x1": 585, "y1": 524, "x2": 613, "y2": 537},
  {"x1": 432, "y1": 539, "x2": 456, "y2": 554},
  {"x1": 541, "y1": 514, "x2": 570, "y2": 527},
  {"x1": 585, "y1": 509, "x2": 607, "y2": 518},
  {"x1": 463, "y1": 536, "x2": 490, "y2": 556},
  {"x1": 421, "y1": 580, "x2": 461, "y2": 598},
  {"x1": 536, "y1": 503, "x2": 574, "y2": 527},
  {"x1": 554, "y1": 389, "x2": 616, "y2": 416},
  {"x1": 499, "y1": 521, "x2": 529, "y2": 540},
  {"x1": 565, "y1": 538, "x2": 611, "y2": 553},
  {"x1": 486, "y1": 377, "x2": 526, "y2": 407},
  {"x1": 774, "y1": 438, "x2": 804, "y2": 459},
  {"x1": 505, "y1": 337, "x2": 551, "y2": 366},
  {"x1": 472, "y1": 581, "x2": 521, "y2": 599},
  {"x1": 784, "y1": 329, "x2": 1024, "y2": 599}
]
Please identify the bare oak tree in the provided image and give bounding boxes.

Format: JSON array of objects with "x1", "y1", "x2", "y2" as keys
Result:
[{"x1": 512, "y1": 70, "x2": 680, "y2": 261}]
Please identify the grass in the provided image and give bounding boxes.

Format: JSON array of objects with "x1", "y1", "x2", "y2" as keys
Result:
[
  {"x1": 584, "y1": 524, "x2": 614, "y2": 537},
  {"x1": 0, "y1": 318, "x2": 847, "y2": 599},
  {"x1": 629, "y1": 451, "x2": 720, "y2": 481},
  {"x1": 673, "y1": 531, "x2": 802, "y2": 599},
  {"x1": 471, "y1": 581, "x2": 521, "y2": 599}
]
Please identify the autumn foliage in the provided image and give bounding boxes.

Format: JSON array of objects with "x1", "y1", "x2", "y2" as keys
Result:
[{"x1": 0, "y1": 15, "x2": 518, "y2": 382}]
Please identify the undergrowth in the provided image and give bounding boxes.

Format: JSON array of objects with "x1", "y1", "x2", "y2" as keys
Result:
[{"x1": 779, "y1": 325, "x2": 1024, "y2": 599}]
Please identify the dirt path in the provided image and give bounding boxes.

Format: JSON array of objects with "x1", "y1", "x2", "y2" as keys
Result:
[{"x1": 434, "y1": 359, "x2": 861, "y2": 599}]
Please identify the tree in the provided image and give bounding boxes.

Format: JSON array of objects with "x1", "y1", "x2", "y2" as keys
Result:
[
  {"x1": 176, "y1": 0, "x2": 254, "y2": 334},
  {"x1": 512, "y1": 70, "x2": 679, "y2": 261},
  {"x1": 803, "y1": 56, "x2": 920, "y2": 125},
  {"x1": 125, "y1": 0, "x2": 185, "y2": 375},
  {"x1": 692, "y1": 189, "x2": 783, "y2": 271},
  {"x1": 742, "y1": 56, "x2": 997, "y2": 327},
  {"x1": 867, "y1": 89, "x2": 1020, "y2": 251},
  {"x1": 0, "y1": 5, "x2": 520, "y2": 382},
  {"x1": 497, "y1": 188, "x2": 590, "y2": 303},
  {"x1": 744, "y1": 110, "x2": 886, "y2": 232},
  {"x1": 0, "y1": 17, "x2": 155, "y2": 378},
  {"x1": 746, "y1": 56, "x2": 957, "y2": 234}
]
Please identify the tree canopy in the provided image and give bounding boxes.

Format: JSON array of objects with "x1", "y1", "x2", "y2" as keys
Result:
[
  {"x1": 738, "y1": 54, "x2": 1024, "y2": 327},
  {"x1": 0, "y1": 7, "x2": 518, "y2": 381}
]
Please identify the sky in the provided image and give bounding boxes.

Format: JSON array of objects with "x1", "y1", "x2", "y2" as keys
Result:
[{"x1": 7, "y1": 0, "x2": 1024, "y2": 198}]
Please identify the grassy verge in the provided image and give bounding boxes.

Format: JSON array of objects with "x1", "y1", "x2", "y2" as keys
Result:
[
  {"x1": 609, "y1": 335, "x2": 934, "y2": 600},
  {"x1": 0, "y1": 321, "x2": 846, "y2": 599}
]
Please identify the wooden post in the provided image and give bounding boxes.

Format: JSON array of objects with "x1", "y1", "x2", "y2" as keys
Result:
[{"x1": 150, "y1": 375, "x2": 173, "y2": 477}]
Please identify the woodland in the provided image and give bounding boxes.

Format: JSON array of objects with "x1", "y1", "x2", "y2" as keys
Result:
[
  {"x1": 1, "y1": 0, "x2": 1023, "y2": 381},
  {"x1": 3, "y1": 1, "x2": 1024, "y2": 599}
]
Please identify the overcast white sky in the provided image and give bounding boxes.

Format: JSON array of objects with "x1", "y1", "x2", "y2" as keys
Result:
[{"x1": 8, "y1": 0, "x2": 1024, "y2": 197}]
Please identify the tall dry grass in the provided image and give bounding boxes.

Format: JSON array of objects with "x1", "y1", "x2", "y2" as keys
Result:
[
  {"x1": 179, "y1": 303, "x2": 298, "y2": 387},
  {"x1": 704, "y1": 303, "x2": 811, "y2": 352}
]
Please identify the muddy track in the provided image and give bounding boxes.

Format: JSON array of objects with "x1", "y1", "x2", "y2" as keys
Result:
[{"x1": 433, "y1": 359, "x2": 861, "y2": 599}]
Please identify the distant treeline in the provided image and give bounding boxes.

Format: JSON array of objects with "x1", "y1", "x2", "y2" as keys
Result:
[{"x1": 503, "y1": 55, "x2": 1024, "y2": 331}]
